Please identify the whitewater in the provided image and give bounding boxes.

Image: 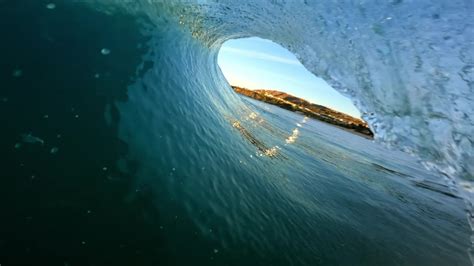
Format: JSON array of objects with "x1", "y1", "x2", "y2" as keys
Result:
[{"x1": 0, "y1": 0, "x2": 472, "y2": 265}]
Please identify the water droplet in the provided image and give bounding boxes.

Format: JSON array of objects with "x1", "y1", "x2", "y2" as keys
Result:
[
  {"x1": 81, "y1": 241, "x2": 86, "y2": 245},
  {"x1": 213, "y1": 249, "x2": 219, "y2": 254},
  {"x1": 46, "y1": 3, "x2": 56, "y2": 9},
  {"x1": 12, "y1": 69, "x2": 23, "y2": 78},
  {"x1": 43, "y1": 114, "x2": 49, "y2": 119},
  {"x1": 102, "y1": 167, "x2": 108, "y2": 171},
  {"x1": 75, "y1": 114, "x2": 79, "y2": 118},
  {"x1": 172, "y1": 167, "x2": 176, "y2": 171},
  {"x1": 14, "y1": 143, "x2": 22, "y2": 149},
  {"x1": 100, "y1": 48, "x2": 111, "y2": 55},
  {"x1": 94, "y1": 73, "x2": 100, "y2": 78},
  {"x1": 50, "y1": 147, "x2": 59, "y2": 154}
]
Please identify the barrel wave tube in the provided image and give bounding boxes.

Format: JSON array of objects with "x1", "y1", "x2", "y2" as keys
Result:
[
  {"x1": 1, "y1": 0, "x2": 473, "y2": 265},
  {"x1": 105, "y1": 0, "x2": 474, "y2": 234}
]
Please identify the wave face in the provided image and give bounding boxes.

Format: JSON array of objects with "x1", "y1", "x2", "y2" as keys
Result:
[
  {"x1": 107, "y1": 0, "x2": 474, "y2": 254},
  {"x1": 0, "y1": 0, "x2": 472, "y2": 265},
  {"x1": 101, "y1": 0, "x2": 473, "y2": 190}
]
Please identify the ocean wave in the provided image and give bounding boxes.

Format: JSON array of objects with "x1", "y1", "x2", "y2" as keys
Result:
[
  {"x1": 101, "y1": 0, "x2": 472, "y2": 180},
  {"x1": 85, "y1": 0, "x2": 473, "y2": 258},
  {"x1": 3, "y1": 0, "x2": 472, "y2": 264}
]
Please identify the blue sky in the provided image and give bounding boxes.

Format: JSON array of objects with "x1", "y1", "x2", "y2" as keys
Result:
[{"x1": 217, "y1": 37, "x2": 361, "y2": 118}]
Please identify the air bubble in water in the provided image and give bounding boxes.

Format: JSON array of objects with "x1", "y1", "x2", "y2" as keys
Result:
[
  {"x1": 46, "y1": 3, "x2": 56, "y2": 10},
  {"x1": 12, "y1": 69, "x2": 22, "y2": 78},
  {"x1": 100, "y1": 48, "x2": 111, "y2": 55}
]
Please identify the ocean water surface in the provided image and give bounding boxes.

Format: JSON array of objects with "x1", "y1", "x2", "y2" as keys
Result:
[{"x1": 0, "y1": 1, "x2": 472, "y2": 265}]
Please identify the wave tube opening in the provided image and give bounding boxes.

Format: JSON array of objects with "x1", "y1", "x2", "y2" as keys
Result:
[{"x1": 217, "y1": 37, "x2": 366, "y2": 119}]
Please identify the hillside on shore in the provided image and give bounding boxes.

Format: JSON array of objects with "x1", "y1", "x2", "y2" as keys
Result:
[{"x1": 232, "y1": 86, "x2": 373, "y2": 138}]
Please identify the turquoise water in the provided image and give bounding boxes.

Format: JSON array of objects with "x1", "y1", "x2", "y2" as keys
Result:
[{"x1": 0, "y1": 1, "x2": 471, "y2": 265}]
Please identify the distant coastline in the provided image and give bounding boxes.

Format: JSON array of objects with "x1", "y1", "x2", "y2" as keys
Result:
[{"x1": 232, "y1": 85, "x2": 374, "y2": 138}]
